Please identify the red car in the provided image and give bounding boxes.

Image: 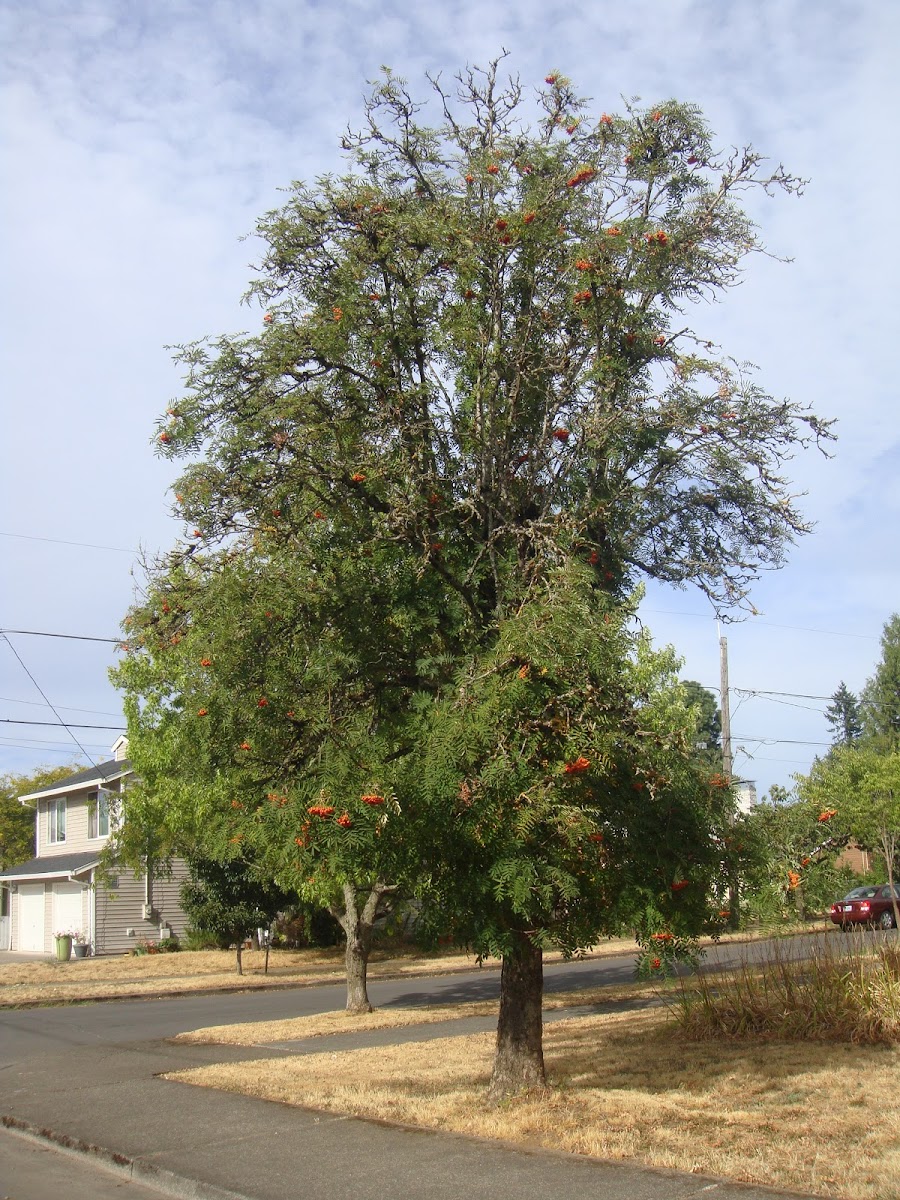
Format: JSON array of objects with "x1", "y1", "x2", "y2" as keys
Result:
[{"x1": 830, "y1": 884, "x2": 899, "y2": 930}]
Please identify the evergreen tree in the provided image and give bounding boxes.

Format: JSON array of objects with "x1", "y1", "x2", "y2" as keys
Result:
[
  {"x1": 861, "y1": 615, "x2": 900, "y2": 748},
  {"x1": 824, "y1": 681, "x2": 863, "y2": 746}
]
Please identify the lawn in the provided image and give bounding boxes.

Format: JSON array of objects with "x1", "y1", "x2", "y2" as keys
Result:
[
  {"x1": 168, "y1": 999, "x2": 900, "y2": 1200},
  {"x1": 166, "y1": 936, "x2": 900, "y2": 1200}
]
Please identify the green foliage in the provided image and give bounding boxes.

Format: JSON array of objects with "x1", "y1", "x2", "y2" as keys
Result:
[
  {"x1": 825, "y1": 681, "x2": 863, "y2": 746},
  {"x1": 180, "y1": 853, "x2": 291, "y2": 948},
  {"x1": 0, "y1": 763, "x2": 83, "y2": 870},
  {"x1": 151, "y1": 63, "x2": 829, "y2": 619},
  {"x1": 861, "y1": 614, "x2": 900, "y2": 748},
  {"x1": 410, "y1": 572, "x2": 739, "y2": 962},
  {"x1": 738, "y1": 789, "x2": 851, "y2": 923},
  {"x1": 113, "y1": 61, "x2": 831, "y2": 1031}
]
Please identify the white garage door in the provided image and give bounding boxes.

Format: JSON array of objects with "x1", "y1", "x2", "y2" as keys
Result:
[
  {"x1": 18, "y1": 884, "x2": 46, "y2": 952},
  {"x1": 52, "y1": 883, "x2": 84, "y2": 941}
]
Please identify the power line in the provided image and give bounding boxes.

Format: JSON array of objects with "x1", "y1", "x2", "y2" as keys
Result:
[
  {"x1": 733, "y1": 735, "x2": 832, "y2": 746},
  {"x1": 645, "y1": 607, "x2": 879, "y2": 640},
  {"x1": 0, "y1": 695, "x2": 123, "y2": 718},
  {"x1": 0, "y1": 636, "x2": 98, "y2": 766},
  {"x1": 1, "y1": 720, "x2": 125, "y2": 730},
  {"x1": 0, "y1": 531, "x2": 138, "y2": 554},
  {"x1": 0, "y1": 628, "x2": 121, "y2": 645}
]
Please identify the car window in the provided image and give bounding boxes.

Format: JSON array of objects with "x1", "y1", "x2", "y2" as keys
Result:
[{"x1": 881, "y1": 885, "x2": 900, "y2": 899}]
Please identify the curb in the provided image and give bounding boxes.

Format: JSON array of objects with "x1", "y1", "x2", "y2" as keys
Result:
[{"x1": 1, "y1": 1115, "x2": 254, "y2": 1200}]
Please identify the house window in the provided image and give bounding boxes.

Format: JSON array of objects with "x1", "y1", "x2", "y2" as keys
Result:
[
  {"x1": 48, "y1": 797, "x2": 67, "y2": 843},
  {"x1": 88, "y1": 791, "x2": 109, "y2": 839}
]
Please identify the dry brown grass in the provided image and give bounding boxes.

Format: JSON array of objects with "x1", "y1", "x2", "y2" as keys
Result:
[
  {"x1": 0, "y1": 946, "x2": 475, "y2": 1005},
  {"x1": 168, "y1": 1007, "x2": 900, "y2": 1199}
]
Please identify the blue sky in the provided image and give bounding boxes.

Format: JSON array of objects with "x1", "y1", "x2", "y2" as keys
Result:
[{"x1": 1, "y1": 0, "x2": 897, "y2": 797}]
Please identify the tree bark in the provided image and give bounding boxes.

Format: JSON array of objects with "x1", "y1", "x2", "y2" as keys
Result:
[
  {"x1": 333, "y1": 881, "x2": 397, "y2": 1014},
  {"x1": 235, "y1": 939, "x2": 243, "y2": 976},
  {"x1": 489, "y1": 930, "x2": 545, "y2": 1099}
]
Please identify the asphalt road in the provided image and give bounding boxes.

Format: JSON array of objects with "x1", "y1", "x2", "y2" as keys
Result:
[
  {"x1": 0, "y1": 929, "x2": 842, "y2": 1065},
  {"x1": 0, "y1": 932, "x2": 854, "y2": 1200}
]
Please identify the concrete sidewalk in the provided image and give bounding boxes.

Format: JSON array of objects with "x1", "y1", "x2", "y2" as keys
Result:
[{"x1": 0, "y1": 1016, "x2": 815, "y2": 1200}]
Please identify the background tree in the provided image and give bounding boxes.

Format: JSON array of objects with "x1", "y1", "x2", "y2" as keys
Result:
[
  {"x1": 861, "y1": 614, "x2": 900, "y2": 748},
  {"x1": 119, "y1": 60, "x2": 831, "y2": 1093},
  {"x1": 0, "y1": 764, "x2": 83, "y2": 870},
  {"x1": 824, "y1": 681, "x2": 863, "y2": 747},
  {"x1": 800, "y1": 745, "x2": 900, "y2": 928},
  {"x1": 739, "y1": 787, "x2": 851, "y2": 923},
  {"x1": 114, "y1": 541, "x2": 438, "y2": 1011},
  {"x1": 180, "y1": 850, "x2": 292, "y2": 974},
  {"x1": 682, "y1": 680, "x2": 722, "y2": 763}
]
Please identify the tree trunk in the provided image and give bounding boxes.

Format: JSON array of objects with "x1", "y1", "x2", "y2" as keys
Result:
[
  {"x1": 344, "y1": 927, "x2": 373, "y2": 1013},
  {"x1": 235, "y1": 940, "x2": 243, "y2": 976},
  {"x1": 332, "y1": 881, "x2": 397, "y2": 1014},
  {"x1": 881, "y1": 829, "x2": 900, "y2": 929},
  {"x1": 489, "y1": 930, "x2": 545, "y2": 1099}
]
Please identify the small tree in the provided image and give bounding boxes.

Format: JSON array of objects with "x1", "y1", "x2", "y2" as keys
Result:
[
  {"x1": 181, "y1": 851, "x2": 291, "y2": 974},
  {"x1": 114, "y1": 543, "x2": 433, "y2": 1011},
  {"x1": 801, "y1": 745, "x2": 900, "y2": 927}
]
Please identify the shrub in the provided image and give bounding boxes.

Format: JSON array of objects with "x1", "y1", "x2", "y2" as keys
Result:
[{"x1": 671, "y1": 935, "x2": 900, "y2": 1044}]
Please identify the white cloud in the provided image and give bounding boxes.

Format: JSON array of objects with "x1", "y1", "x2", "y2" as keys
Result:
[{"x1": 0, "y1": 0, "x2": 895, "y2": 797}]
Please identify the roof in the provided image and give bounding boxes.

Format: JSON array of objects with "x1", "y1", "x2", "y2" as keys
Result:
[
  {"x1": 18, "y1": 759, "x2": 132, "y2": 803},
  {"x1": 0, "y1": 851, "x2": 101, "y2": 882}
]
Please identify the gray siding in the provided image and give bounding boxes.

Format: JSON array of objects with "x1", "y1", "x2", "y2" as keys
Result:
[
  {"x1": 94, "y1": 860, "x2": 190, "y2": 956},
  {"x1": 37, "y1": 791, "x2": 115, "y2": 858}
]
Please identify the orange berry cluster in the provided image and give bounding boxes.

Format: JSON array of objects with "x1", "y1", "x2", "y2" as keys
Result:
[
  {"x1": 563, "y1": 756, "x2": 591, "y2": 774},
  {"x1": 566, "y1": 167, "x2": 596, "y2": 188}
]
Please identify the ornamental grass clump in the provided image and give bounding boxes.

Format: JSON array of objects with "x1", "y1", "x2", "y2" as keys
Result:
[{"x1": 671, "y1": 936, "x2": 900, "y2": 1044}]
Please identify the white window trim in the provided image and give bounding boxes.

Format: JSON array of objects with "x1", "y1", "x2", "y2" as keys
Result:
[
  {"x1": 88, "y1": 790, "x2": 110, "y2": 840},
  {"x1": 48, "y1": 797, "x2": 67, "y2": 844}
]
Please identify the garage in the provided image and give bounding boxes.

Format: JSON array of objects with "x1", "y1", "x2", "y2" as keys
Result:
[
  {"x1": 52, "y1": 882, "x2": 85, "y2": 942},
  {"x1": 18, "y1": 883, "x2": 46, "y2": 952}
]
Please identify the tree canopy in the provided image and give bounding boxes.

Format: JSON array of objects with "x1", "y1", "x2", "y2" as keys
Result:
[
  {"x1": 862, "y1": 614, "x2": 900, "y2": 748},
  {"x1": 825, "y1": 682, "x2": 863, "y2": 747}
]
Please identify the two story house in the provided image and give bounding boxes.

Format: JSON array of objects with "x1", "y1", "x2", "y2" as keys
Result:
[{"x1": 0, "y1": 738, "x2": 189, "y2": 955}]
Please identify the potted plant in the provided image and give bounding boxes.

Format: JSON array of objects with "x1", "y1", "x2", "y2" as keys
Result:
[
  {"x1": 72, "y1": 931, "x2": 90, "y2": 959},
  {"x1": 54, "y1": 929, "x2": 74, "y2": 961}
]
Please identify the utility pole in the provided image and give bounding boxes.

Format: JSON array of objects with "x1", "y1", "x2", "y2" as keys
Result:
[
  {"x1": 718, "y1": 626, "x2": 739, "y2": 929},
  {"x1": 719, "y1": 631, "x2": 733, "y2": 780}
]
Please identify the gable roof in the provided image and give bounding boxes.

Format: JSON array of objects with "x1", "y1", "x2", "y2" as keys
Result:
[
  {"x1": 18, "y1": 759, "x2": 132, "y2": 803},
  {"x1": 0, "y1": 851, "x2": 101, "y2": 881}
]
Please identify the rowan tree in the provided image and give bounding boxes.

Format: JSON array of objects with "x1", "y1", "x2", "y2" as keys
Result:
[
  {"x1": 118, "y1": 59, "x2": 831, "y2": 1091},
  {"x1": 410, "y1": 572, "x2": 737, "y2": 1095},
  {"x1": 114, "y1": 541, "x2": 444, "y2": 1011}
]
